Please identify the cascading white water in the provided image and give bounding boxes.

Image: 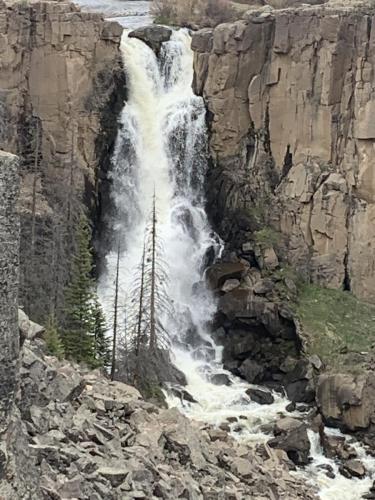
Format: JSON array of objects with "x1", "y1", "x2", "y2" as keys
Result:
[{"x1": 100, "y1": 28, "x2": 375, "y2": 500}]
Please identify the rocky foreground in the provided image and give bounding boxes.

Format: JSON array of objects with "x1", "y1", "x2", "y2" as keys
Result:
[{"x1": 0, "y1": 333, "x2": 316, "y2": 500}]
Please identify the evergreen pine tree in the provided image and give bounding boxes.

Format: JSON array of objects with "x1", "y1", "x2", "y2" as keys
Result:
[
  {"x1": 44, "y1": 314, "x2": 65, "y2": 359},
  {"x1": 92, "y1": 298, "x2": 111, "y2": 369},
  {"x1": 62, "y1": 215, "x2": 96, "y2": 365}
]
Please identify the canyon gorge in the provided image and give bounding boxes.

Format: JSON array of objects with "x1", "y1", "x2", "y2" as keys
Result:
[{"x1": 2, "y1": 0, "x2": 375, "y2": 499}]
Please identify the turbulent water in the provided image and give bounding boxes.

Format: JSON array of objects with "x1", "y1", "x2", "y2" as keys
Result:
[{"x1": 100, "y1": 28, "x2": 375, "y2": 500}]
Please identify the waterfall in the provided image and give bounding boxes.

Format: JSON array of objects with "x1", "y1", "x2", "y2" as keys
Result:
[{"x1": 99, "y1": 28, "x2": 375, "y2": 500}]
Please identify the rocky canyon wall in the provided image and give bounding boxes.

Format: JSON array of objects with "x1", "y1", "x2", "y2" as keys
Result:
[
  {"x1": 0, "y1": 151, "x2": 19, "y2": 433},
  {"x1": 0, "y1": 0, "x2": 125, "y2": 320},
  {"x1": 192, "y1": 4, "x2": 375, "y2": 302}
]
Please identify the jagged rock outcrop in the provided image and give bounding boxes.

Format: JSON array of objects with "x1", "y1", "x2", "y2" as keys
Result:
[
  {"x1": 0, "y1": 0, "x2": 125, "y2": 320},
  {"x1": 0, "y1": 151, "x2": 41, "y2": 499},
  {"x1": 0, "y1": 151, "x2": 19, "y2": 432},
  {"x1": 0, "y1": 338, "x2": 317, "y2": 499},
  {"x1": 192, "y1": 3, "x2": 375, "y2": 302},
  {"x1": 129, "y1": 26, "x2": 172, "y2": 54}
]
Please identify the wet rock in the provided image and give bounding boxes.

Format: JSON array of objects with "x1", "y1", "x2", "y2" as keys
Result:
[
  {"x1": 227, "y1": 417, "x2": 238, "y2": 423},
  {"x1": 238, "y1": 359, "x2": 264, "y2": 384},
  {"x1": 317, "y1": 464, "x2": 335, "y2": 479},
  {"x1": 268, "y1": 417, "x2": 310, "y2": 465},
  {"x1": 210, "y1": 373, "x2": 231, "y2": 386},
  {"x1": 192, "y1": 346, "x2": 216, "y2": 362},
  {"x1": 339, "y1": 459, "x2": 366, "y2": 479},
  {"x1": 211, "y1": 327, "x2": 226, "y2": 344},
  {"x1": 322, "y1": 433, "x2": 357, "y2": 461},
  {"x1": 363, "y1": 482, "x2": 375, "y2": 499},
  {"x1": 129, "y1": 26, "x2": 172, "y2": 55},
  {"x1": 286, "y1": 402, "x2": 296, "y2": 412},
  {"x1": 168, "y1": 386, "x2": 198, "y2": 404},
  {"x1": 246, "y1": 387, "x2": 274, "y2": 405}
]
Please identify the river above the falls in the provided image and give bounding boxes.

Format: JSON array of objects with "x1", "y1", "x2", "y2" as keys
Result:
[
  {"x1": 98, "y1": 25, "x2": 375, "y2": 500},
  {"x1": 74, "y1": 0, "x2": 152, "y2": 28}
]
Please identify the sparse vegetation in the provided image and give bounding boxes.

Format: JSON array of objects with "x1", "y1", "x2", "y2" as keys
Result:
[
  {"x1": 296, "y1": 284, "x2": 375, "y2": 372},
  {"x1": 151, "y1": 0, "x2": 237, "y2": 28},
  {"x1": 44, "y1": 314, "x2": 65, "y2": 359},
  {"x1": 254, "y1": 227, "x2": 281, "y2": 249}
]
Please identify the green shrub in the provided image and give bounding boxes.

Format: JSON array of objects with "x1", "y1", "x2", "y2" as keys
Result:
[{"x1": 254, "y1": 227, "x2": 281, "y2": 249}]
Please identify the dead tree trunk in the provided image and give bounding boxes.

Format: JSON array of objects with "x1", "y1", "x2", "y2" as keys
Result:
[
  {"x1": 110, "y1": 240, "x2": 121, "y2": 380},
  {"x1": 149, "y1": 193, "x2": 157, "y2": 351},
  {"x1": 135, "y1": 243, "x2": 146, "y2": 356}
]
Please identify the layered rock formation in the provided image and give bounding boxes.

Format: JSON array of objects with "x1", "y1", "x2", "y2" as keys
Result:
[
  {"x1": 0, "y1": 0, "x2": 125, "y2": 319},
  {"x1": 192, "y1": 3, "x2": 375, "y2": 302}
]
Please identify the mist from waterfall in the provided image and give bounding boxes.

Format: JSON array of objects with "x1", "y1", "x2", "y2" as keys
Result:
[{"x1": 99, "y1": 28, "x2": 375, "y2": 500}]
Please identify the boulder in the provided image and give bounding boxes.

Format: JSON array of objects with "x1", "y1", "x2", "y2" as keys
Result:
[
  {"x1": 339, "y1": 460, "x2": 366, "y2": 479},
  {"x1": 217, "y1": 289, "x2": 296, "y2": 340},
  {"x1": 168, "y1": 386, "x2": 198, "y2": 404},
  {"x1": 268, "y1": 417, "x2": 310, "y2": 465},
  {"x1": 97, "y1": 467, "x2": 129, "y2": 487},
  {"x1": 284, "y1": 359, "x2": 316, "y2": 403},
  {"x1": 210, "y1": 373, "x2": 231, "y2": 386},
  {"x1": 286, "y1": 402, "x2": 296, "y2": 412},
  {"x1": 205, "y1": 262, "x2": 247, "y2": 290},
  {"x1": 208, "y1": 429, "x2": 228, "y2": 442},
  {"x1": 246, "y1": 387, "x2": 274, "y2": 405},
  {"x1": 317, "y1": 464, "x2": 335, "y2": 479},
  {"x1": 18, "y1": 309, "x2": 45, "y2": 341},
  {"x1": 321, "y1": 433, "x2": 357, "y2": 461},
  {"x1": 316, "y1": 373, "x2": 375, "y2": 431},
  {"x1": 129, "y1": 26, "x2": 172, "y2": 54},
  {"x1": 253, "y1": 279, "x2": 274, "y2": 295},
  {"x1": 238, "y1": 358, "x2": 264, "y2": 383}
]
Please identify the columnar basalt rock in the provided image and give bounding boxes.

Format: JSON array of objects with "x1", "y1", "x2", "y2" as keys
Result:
[
  {"x1": 0, "y1": 0, "x2": 125, "y2": 319},
  {"x1": 192, "y1": 5, "x2": 375, "y2": 302}
]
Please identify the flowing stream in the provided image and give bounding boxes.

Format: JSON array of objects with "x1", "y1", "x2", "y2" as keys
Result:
[{"x1": 100, "y1": 28, "x2": 375, "y2": 499}]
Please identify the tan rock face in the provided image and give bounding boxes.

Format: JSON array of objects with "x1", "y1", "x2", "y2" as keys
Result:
[
  {"x1": 193, "y1": 6, "x2": 375, "y2": 302},
  {"x1": 0, "y1": 1, "x2": 124, "y2": 319},
  {"x1": 316, "y1": 373, "x2": 375, "y2": 431}
]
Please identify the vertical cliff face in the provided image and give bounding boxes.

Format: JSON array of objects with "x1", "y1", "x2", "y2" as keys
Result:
[
  {"x1": 0, "y1": 151, "x2": 19, "y2": 434},
  {"x1": 0, "y1": 0, "x2": 125, "y2": 320},
  {"x1": 193, "y1": 5, "x2": 375, "y2": 302}
]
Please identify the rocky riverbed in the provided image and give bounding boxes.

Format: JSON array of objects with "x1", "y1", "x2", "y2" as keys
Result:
[{"x1": 1, "y1": 323, "x2": 316, "y2": 499}]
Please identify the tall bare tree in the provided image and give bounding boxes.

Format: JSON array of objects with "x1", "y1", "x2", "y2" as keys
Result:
[{"x1": 110, "y1": 240, "x2": 121, "y2": 380}]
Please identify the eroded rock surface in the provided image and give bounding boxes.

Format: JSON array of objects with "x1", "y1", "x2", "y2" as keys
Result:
[
  {"x1": 193, "y1": 3, "x2": 375, "y2": 302},
  {"x1": 317, "y1": 372, "x2": 375, "y2": 431},
  {"x1": 0, "y1": 0, "x2": 125, "y2": 320}
]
